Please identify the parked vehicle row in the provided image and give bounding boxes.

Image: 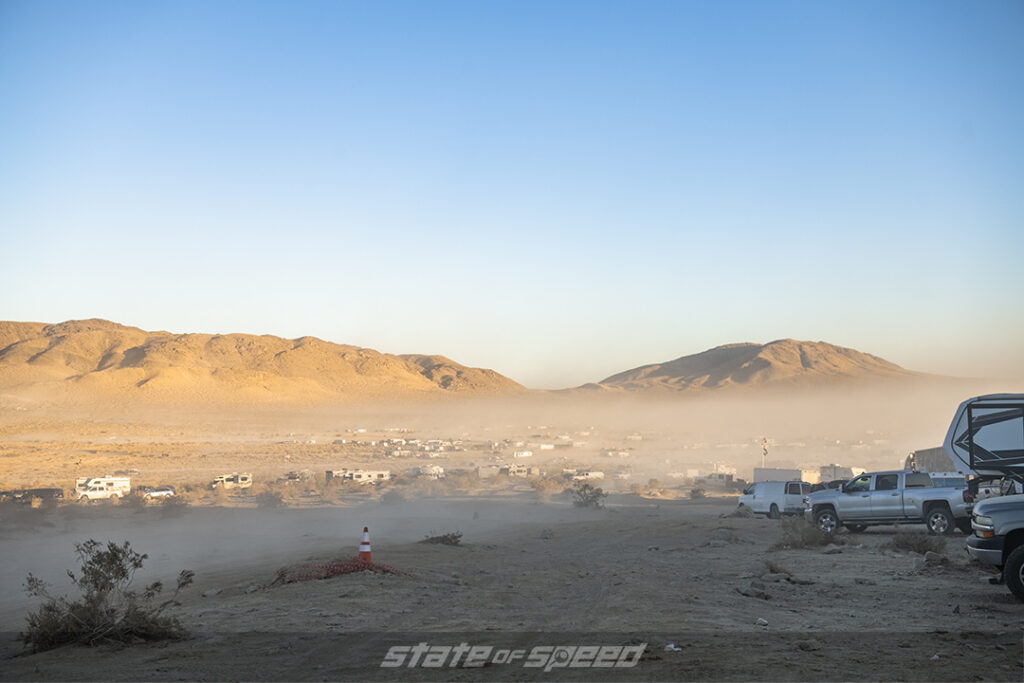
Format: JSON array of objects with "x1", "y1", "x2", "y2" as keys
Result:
[{"x1": 0, "y1": 488, "x2": 64, "y2": 504}]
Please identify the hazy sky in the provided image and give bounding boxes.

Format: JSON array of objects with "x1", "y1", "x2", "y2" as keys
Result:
[{"x1": 1, "y1": 0, "x2": 1022, "y2": 389}]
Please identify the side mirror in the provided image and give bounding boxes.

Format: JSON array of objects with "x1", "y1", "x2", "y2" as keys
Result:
[{"x1": 839, "y1": 483, "x2": 847, "y2": 493}]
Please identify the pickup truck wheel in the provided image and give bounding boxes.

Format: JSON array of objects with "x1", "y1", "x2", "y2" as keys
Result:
[
  {"x1": 956, "y1": 518, "x2": 973, "y2": 534},
  {"x1": 769, "y1": 504, "x2": 780, "y2": 520},
  {"x1": 814, "y1": 508, "x2": 839, "y2": 534},
  {"x1": 845, "y1": 524, "x2": 867, "y2": 533},
  {"x1": 1003, "y1": 545, "x2": 1024, "y2": 602},
  {"x1": 925, "y1": 505, "x2": 953, "y2": 535}
]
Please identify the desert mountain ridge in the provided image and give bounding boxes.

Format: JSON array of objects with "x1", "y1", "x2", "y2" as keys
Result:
[
  {"x1": 0, "y1": 319, "x2": 524, "y2": 404},
  {"x1": 0, "y1": 320, "x2": 940, "y2": 405},
  {"x1": 585, "y1": 339, "x2": 923, "y2": 392}
]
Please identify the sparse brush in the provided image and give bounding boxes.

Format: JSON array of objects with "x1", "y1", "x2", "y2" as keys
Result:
[
  {"x1": 882, "y1": 531, "x2": 946, "y2": 555},
  {"x1": 770, "y1": 517, "x2": 837, "y2": 550},
  {"x1": 158, "y1": 495, "x2": 188, "y2": 517},
  {"x1": 408, "y1": 478, "x2": 447, "y2": 499},
  {"x1": 689, "y1": 487, "x2": 706, "y2": 499},
  {"x1": 254, "y1": 491, "x2": 284, "y2": 508},
  {"x1": 380, "y1": 489, "x2": 407, "y2": 505},
  {"x1": 420, "y1": 531, "x2": 463, "y2": 546},
  {"x1": 530, "y1": 478, "x2": 565, "y2": 502},
  {"x1": 571, "y1": 482, "x2": 607, "y2": 509},
  {"x1": 763, "y1": 559, "x2": 793, "y2": 576},
  {"x1": 443, "y1": 472, "x2": 478, "y2": 490},
  {"x1": 120, "y1": 493, "x2": 147, "y2": 510},
  {"x1": 210, "y1": 486, "x2": 229, "y2": 505},
  {"x1": 19, "y1": 540, "x2": 193, "y2": 652},
  {"x1": 722, "y1": 505, "x2": 754, "y2": 518}
]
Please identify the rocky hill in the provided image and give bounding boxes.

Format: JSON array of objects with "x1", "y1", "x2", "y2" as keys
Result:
[
  {"x1": 0, "y1": 319, "x2": 524, "y2": 403},
  {"x1": 592, "y1": 339, "x2": 919, "y2": 392}
]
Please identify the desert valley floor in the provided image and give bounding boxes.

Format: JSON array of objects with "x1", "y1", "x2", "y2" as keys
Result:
[{"x1": 1, "y1": 492, "x2": 1021, "y2": 680}]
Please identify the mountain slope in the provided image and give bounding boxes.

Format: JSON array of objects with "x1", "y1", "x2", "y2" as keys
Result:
[
  {"x1": 596, "y1": 339, "x2": 918, "y2": 391},
  {"x1": 0, "y1": 319, "x2": 524, "y2": 403}
]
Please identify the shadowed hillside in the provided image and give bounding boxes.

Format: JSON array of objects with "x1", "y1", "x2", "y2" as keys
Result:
[
  {"x1": 594, "y1": 339, "x2": 921, "y2": 392},
  {"x1": 0, "y1": 319, "x2": 524, "y2": 403}
]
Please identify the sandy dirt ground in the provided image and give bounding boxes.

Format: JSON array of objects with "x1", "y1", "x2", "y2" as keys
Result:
[
  {"x1": 1, "y1": 399, "x2": 1022, "y2": 682},
  {"x1": 1, "y1": 495, "x2": 1021, "y2": 682}
]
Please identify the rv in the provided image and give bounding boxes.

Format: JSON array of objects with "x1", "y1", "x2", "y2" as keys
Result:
[
  {"x1": 74, "y1": 476, "x2": 131, "y2": 501},
  {"x1": 325, "y1": 469, "x2": 392, "y2": 484},
  {"x1": 211, "y1": 472, "x2": 253, "y2": 490},
  {"x1": 943, "y1": 394, "x2": 1024, "y2": 491}
]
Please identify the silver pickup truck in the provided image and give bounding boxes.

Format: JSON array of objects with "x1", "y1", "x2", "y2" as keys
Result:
[{"x1": 804, "y1": 469, "x2": 973, "y2": 535}]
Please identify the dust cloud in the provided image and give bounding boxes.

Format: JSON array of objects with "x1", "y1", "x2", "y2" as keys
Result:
[{"x1": 1, "y1": 377, "x2": 1020, "y2": 679}]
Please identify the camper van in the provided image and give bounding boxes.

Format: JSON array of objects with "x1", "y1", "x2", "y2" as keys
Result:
[
  {"x1": 738, "y1": 480, "x2": 811, "y2": 518},
  {"x1": 74, "y1": 476, "x2": 131, "y2": 501},
  {"x1": 210, "y1": 472, "x2": 252, "y2": 490}
]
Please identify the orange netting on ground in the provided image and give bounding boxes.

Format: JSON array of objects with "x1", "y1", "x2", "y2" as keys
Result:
[{"x1": 266, "y1": 556, "x2": 412, "y2": 588}]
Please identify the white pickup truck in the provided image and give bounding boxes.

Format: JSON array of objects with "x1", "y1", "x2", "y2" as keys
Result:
[{"x1": 804, "y1": 469, "x2": 973, "y2": 535}]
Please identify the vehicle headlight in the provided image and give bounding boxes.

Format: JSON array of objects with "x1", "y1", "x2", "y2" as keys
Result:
[{"x1": 972, "y1": 514, "x2": 994, "y2": 538}]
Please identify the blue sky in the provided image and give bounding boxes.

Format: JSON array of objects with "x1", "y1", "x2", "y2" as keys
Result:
[{"x1": 1, "y1": 0, "x2": 1022, "y2": 388}]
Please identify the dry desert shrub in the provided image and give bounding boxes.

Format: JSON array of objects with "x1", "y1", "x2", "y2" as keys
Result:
[
  {"x1": 770, "y1": 517, "x2": 836, "y2": 550},
  {"x1": 20, "y1": 540, "x2": 193, "y2": 652},
  {"x1": 253, "y1": 490, "x2": 285, "y2": 508},
  {"x1": 689, "y1": 487, "x2": 707, "y2": 499},
  {"x1": 571, "y1": 482, "x2": 607, "y2": 509},
  {"x1": 120, "y1": 493, "x2": 148, "y2": 510},
  {"x1": 379, "y1": 489, "x2": 407, "y2": 505},
  {"x1": 406, "y1": 478, "x2": 447, "y2": 499},
  {"x1": 722, "y1": 504, "x2": 755, "y2": 518},
  {"x1": 158, "y1": 494, "x2": 188, "y2": 517},
  {"x1": 209, "y1": 485, "x2": 230, "y2": 506},
  {"x1": 763, "y1": 559, "x2": 793, "y2": 576},
  {"x1": 883, "y1": 531, "x2": 946, "y2": 555},
  {"x1": 420, "y1": 531, "x2": 463, "y2": 546},
  {"x1": 530, "y1": 477, "x2": 566, "y2": 501},
  {"x1": 443, "y1": 471, "x2": 479, "y2": 491}
]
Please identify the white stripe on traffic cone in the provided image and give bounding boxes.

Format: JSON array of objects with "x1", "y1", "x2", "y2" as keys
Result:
[{"x1": 358, "y1": 526, "x2": 372, "y2": 563}]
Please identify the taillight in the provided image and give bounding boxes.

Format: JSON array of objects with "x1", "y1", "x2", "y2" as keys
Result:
[{"x1": 962, "y1": 490, "x2": 974, "y2": 503}]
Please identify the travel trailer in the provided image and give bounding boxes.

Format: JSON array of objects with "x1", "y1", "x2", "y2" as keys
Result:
[
  {"x1": 74, "y1": 476, "x2": 131, "y2": 501},
  {"x1": 210, "y1": 472, "x2": 253, "y2": 489},
  {"x1": 943, "y1": 394, "x2": 1024, "y2": 489},
  {"x1": 325, "y1": 469, "x2": 392, "y2": 484}
]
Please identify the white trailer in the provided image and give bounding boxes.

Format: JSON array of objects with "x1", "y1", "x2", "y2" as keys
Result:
[
  {"x1": 326, "y1": 469, "x2": 392, "y2": 484},
  {"x1": 74, "y1": 476, "x2": 131, "y2": 501},
  {"x1": 211, "y1": 472, "x2": 253, "y2": 489}
]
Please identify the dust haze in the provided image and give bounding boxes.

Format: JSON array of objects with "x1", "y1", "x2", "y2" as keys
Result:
[{"x1": 1, "y1": 377, "x2": 1021, "y2": 680}]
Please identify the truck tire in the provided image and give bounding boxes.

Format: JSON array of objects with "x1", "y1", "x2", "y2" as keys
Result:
[
  {"x1": 814, "y1": 508, "x2": 839, "y2": 534},
  {"x1": 769, "y1": 504, "x2": 780, "y2": 520},
  {"x1": 956, "y1": 518, "x2": 973, "y2": 534},
  {"x1": 925, "y1": 504, "x2": 953, "y2": 535},
  {"x1": 1004, "y1": 545, "x2": 1024, "y2": 602},
  {"x1": 845, "y1": 524, "x2": 867, "y2": 533}
]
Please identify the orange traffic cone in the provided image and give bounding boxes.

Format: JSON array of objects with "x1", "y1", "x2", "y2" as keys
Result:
[{"x1": 358, "y1": 526, "x2": 372, "y2": 563}]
